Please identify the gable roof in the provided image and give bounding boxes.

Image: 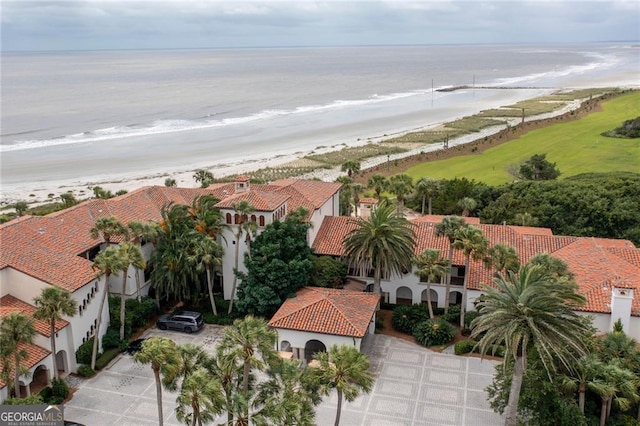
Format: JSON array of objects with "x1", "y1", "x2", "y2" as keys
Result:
[
  {"x1": 312, "y1": 215, "x2": 640, "y2": 316},
  {"x1": 0, "y1": 342, "x2": 50, "y2": 389},
  {"x1": 269, "y1": 287, "x2": 379, "y2": 338}
]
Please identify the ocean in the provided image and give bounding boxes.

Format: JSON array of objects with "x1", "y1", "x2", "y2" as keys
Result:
[{"x1": 1, "y1": 43, "x2": 638, "y2": 190}]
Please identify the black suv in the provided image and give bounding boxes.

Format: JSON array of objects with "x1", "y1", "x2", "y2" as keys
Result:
[{"x1": 156, "y1": 311, "x2": 204, "y2": 333}]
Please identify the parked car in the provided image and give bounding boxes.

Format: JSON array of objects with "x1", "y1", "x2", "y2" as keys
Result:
[
  {"x1": 156, "y1": 310, "x2": 204, "y2": 333},
  {"x1": 126, "y1": 338, "x2": 146, "y2": 355}
]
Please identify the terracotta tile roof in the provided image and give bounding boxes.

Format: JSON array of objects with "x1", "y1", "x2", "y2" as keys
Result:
[
  {"x1": 508, "y1": 226, "x2": 553, "y2": 236},
  {"x1": 359, "y1": 198, "x2": 378, "y2": 205},
  {"x1": 269, "y1": 287, "x2": 379, "y2": 337},
  {"x1": 0, "y1": 181, "x2": 340, "y2": 293},
  {"x1": 269, "y1": 180, "x2": 342, "y2": 209},
  {"x1": 312, "y1": 216, "x2": 639, "y2": 316},
  {"x1": 412, "y1": 215, "x2": 481, "y2": 225},
  {"x1": 214, "y1": 191, "x2": 290, "y2": 211},
  {"x1": 0, "y1": 342, "x2": 50, "y2": 389},
  {"x1": 0, "y1": 295, "x2": 69, "y2": 337}
]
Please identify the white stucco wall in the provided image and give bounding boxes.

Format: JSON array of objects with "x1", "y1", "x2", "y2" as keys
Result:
[
  {"x1": 1, "y1": 268, "x2": 50, "y2": 303},
  {"x1": 73, "y1": 277, "x2": 110, "y2": 359},
  {"x1": 275, "y1": 328, "x2": 363, "y2": 356}
]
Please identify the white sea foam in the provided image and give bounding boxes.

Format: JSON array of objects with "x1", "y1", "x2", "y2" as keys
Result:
[{"x1": 0, "y1": 89, "x2": 434, "y2": 153}]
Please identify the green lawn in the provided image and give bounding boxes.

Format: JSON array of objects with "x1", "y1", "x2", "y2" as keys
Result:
[{"x1": 405, "y1": 92, "x2": 640, "y2": 186}]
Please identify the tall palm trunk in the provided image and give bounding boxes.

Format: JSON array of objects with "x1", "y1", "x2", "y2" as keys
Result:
[
  {"x1": 504, "y1": 354, "x2": 525, "y2": 426},
  {"x1": 120, "y1": 267, "x2": 129, "y2": 340},
  {"x1": 600, "y1": 398, "x2": 610, "y2": 426},
  {"x1": 50, "y1": 317, "x2": 58, "y2": 380},
  {"x1": 242, "y1": 360, "x2": 251, "y2": 393},
  {"x1": 425, "y1": 281, "x2": 434, "y2": 319},
  {"x1": 91, "y1": 275, "x2": 110, "y2": 370},
  {"x1": 135, "y1": 267, "x2": 142, "y2": 302},
  {"x1": 153, "y1": 366, "x2": 164, "y2": 426},
  {"x1": 460, "y1": 255, "x2": 470, "y2": 328},
  {"x1": 13, "y1": 350, "x2": 21, "y2": 397},
  {"x1": 428, "y1": 197, "x2": 433, "y2": 215},
  {"x1": 421, "y1": 195, "x2": 426, "y2": 215},
  {"x1": 334, "y1": 388, "x2": 343, "y2": 426},
  {"x1": 206, "y1": 266, "x2": 217, "y2": 315},
  {"x1": 579, "y1": 382, "x2": 586, "y2": 412},
  {"x1": 373, "y1": 267, "x2": 382, "y2": 309},
  {"x1": 228, "y1": 229, "x2": 242, "y2": 314},
  {"x1": 444, "y1": 245, "x2": 454, "y2": 314}
]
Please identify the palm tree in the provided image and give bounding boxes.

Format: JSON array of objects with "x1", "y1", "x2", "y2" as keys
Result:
[
  {"x1": 134, "y1": 337, "x2": 183, "y2": 426},
  {"x1": 367, "y1": 174, "x2": 387, "y2": 200},
  {"x1": 219, "y1": 315, "x2": 277, "y2": 394},
  {"x1": 413, "y1": 249, "x2": 450, "y2": 319},
  {"x1": 164, "y1": 177, "x2": 177, "y2": 187},
  {"x1": 256, "y1": 358, "x2": 320, "y2": 425},
  {"x1": 343, "y1": 200, "x2": 415, "y2": 300},
  {"x1": 590, "y1": 361, "x2": 639, "y2": 426},
  {"x1": 118, "y1": 242, "x2": 146, "y2": 339},
  {"x1": 336, "y1": 176, "x2": 355, "y2": 216},
  {"x1": 193, "y1": 169, "x2": 214, "y2": 188},
  {"x1": 351, "y1": 183, "x2": 365, "y2": 217},
  {"x1": 470, "y1": 264, "x2": 590, "y2": 426},
  {"x1": 127, "y1": 220, "x2": 160, "y2": 301},
  {"x1": 514, "y1": 212, "x2": 537, "y2": 226},
  {"x1": 176, "y1": 368, "x2": 225, "y2": 426},
  {"x1": 188, "y1": 195, "x2": 225, "y2": 239},
  {"x1": 341, "y1": 160, "x2": 361, "y2": 178},
  {"x1": 228, "y1": 201, "x2": 256, "y2": 314},
  {"x1": 33, "y1": 287, "x2": 78, "y2": 380},
  {"x1": 413, "y1": 177, "x2": 439, "y2": 215},
  {"x1": 528, "y1": 253, "x2": 573, "y2": 278},
  {"x1": 307, "y1": 344, "x2": 374, "y2": 426},
  {"x1": 188, "y1": 233, "x2": 223, "y2": 316},
  {"x1": 90, "y1": 216, "x2": 129, "y2": 245},
  {"x1": 206, "y1": 348, "x2": 242, "y2": 426},
  {"x1": 560, "y1": 354, "x2": 606, "y2": 413},
  {"x1": 458, "y1": 197, "x2": 477, "y2": 217},
  {"x1": 435, "y1": 215, "x2": 466, "y2": 314},
  {"x1": 91, "y1": 246, "x2": 128, "y2": 370},
  {"x1": 452, "y1": 225, "x2": 488, "y2": 328},
  {"x1": 387, "y1": 174, "x2": 413, "y2": 211},
  {"x1": 0, "y1": 312, "x2": 36, "y2": 398},
  {"x1": 484, "y1": 243, "x2": 520, "y2": 275}
]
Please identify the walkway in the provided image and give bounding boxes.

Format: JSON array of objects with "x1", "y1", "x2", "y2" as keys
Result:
[{"x1": 64, "y1": 327, "x2": 502, "y2": 425}]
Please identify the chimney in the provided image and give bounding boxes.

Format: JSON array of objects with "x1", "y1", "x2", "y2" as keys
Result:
[
  {"x1": 609, "y1": 285, "x2": 634, "y2": 333},
  {"x1": 234, "y1": 175, "x2": 250, "y2": 194}
]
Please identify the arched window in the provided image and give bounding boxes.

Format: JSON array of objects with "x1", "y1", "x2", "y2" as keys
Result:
[
  {"x1": 234, "y1": 214, "x2": 239, "y2": 224},
  {"x1": 251, "y1": 214, "x2": 256, "y2": 223},
  {"x1": 226, "y1": 213, "x2": 232, "y2": 224},
  {"x1": 259, "y1": 215, "x2": 265, "y2": 227}
]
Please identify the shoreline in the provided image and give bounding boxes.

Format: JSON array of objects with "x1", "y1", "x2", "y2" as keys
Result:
[{"x1": 1, "y1": 86, "x2": 636, "y2": 209}]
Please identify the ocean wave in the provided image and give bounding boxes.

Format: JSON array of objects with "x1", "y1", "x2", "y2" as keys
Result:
[
  {"x1": 0, "y1": 89, "x2": 434, "y2": 152},
  {"x1": 488, "y1": 52, "x2": 619, "y2": 87}
]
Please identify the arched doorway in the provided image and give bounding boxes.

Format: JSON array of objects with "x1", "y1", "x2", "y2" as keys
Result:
[
  {"x1": 449, "y1": 291, "x2": 462, "y2": 305},
  {"x1": 280, "y1": 340, "x2": 292, "y2": 352},
  {"x1": 304, "y1": 339, "x2": 326, "y2": 362},
  {"x1": 421, "y1": 289, "x2": 438, "y2": 308},
  {"x1": 55, "y1": 350, "x2": 68, "y2": 377},
  {"x1": 30, "y1": 365, "x2": 50, "y2": 395},
  {"x1": 396, "y1": 286, "x2": 413, "y2": 305}
]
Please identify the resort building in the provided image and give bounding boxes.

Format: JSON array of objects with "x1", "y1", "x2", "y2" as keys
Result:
[{"x1": 1, "y1": 178, "x2": 638, "y2": 400}]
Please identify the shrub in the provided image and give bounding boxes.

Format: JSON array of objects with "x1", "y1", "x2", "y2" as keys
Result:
[
  {"x1": 375, "y1": 312, "x2": 385, "y2": 332},
  {"x1": 310, "y1": 256, "x2": 347, "y2": 288},
  {"x1": 454, "y1": 340, "x2": 477, "y2": 355},
  {"x1": 202, "y1": 312, "x2": 235, "y2": 325},
  {"x1": 127, "y1": 297, "x2": 156, "y2": 329},
  {"x1": 380, "y1": 302, "x2": 396, "y2": 311},
  {"x1": 440, "y1": 304, "x2": 461, "y2": 323},
  {"x1": 51, "y1": 378, "x2": 69, "y2": 400},
  {"x1": 464, "y1": 311, "x2": 479, "y2": 328},
  {"x1": 75, "y1": 338, "x2": 95, "y2": 365},
  {"x1": 102, "y1": 328, "x2": 127, "y2": 351},
  {"x1": 95, "y1": 348, "x2": 121, "y2": 370},
  {"x1": 392, "y1": 304, "x2": 430, "y2": 334},
  {"x1": 413, "y1": 318, "x2": 457, "y2": 347},
  {"x1": 3, "y1": 395, "x2": 44, "y2": 405},
  {"x1": 77, "y1": 365, "x2": 96, "y2": 377}
]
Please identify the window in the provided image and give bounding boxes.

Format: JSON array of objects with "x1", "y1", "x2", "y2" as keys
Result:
[
  {"x1": 234, "y1": 214, "x2": 239, "y2": 224},
  {"x1": 259, "y1": 216, "x2": 265, "y2": 226},
  {"x1": 251, "y1": 214, "x2": 256, "y2": 223},
  {"x1": 226, "y1": 213, "x2": 232, "y2": 224}
]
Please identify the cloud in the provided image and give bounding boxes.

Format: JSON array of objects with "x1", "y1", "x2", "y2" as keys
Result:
[{"x1": 1, "y1": 0, "x2": 638, "y2": 51}]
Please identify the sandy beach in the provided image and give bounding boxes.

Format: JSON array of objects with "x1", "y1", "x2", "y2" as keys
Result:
[{"x1": 1, "y1": 80, "x2": 638, "y2": 210}]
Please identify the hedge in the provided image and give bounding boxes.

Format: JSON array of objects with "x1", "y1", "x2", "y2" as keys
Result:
[
  {"x1": 95, "y1": 348, "x2": 121, "y2": 370},
  {"x1": 413, "y1": 318, "x2": 457, "y2": 347},
  {"x1": 454, "y1": 340, "x2": 477, "y2": 355},
  {"x1": 392, "y1": 304, "x2": 430, "y2": 334}
]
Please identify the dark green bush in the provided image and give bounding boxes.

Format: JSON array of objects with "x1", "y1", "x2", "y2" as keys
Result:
[
  {"x1": 380, "y1": 302, "x2": 396, "y2": 311},
  {"x1": 440, "y1": 304, "x2": 461, "y2": 323},
  {"x1": 75, "y1": 338, "x2": 94, "y2": 365},
  {"x1": 432, "y1": 307, "x2": 446, "y2": 316},
  {"x1": 375, "y1": 312, "x2": 385, "y2": 332},
  {"x1": 464, "y1": 311, "x2": 479, "y2": 328},
  {"x1": 77, "y1": 365, "x2": 96, "y2": 377},
  {"x1": 101, "y1": 328, "x2": 127, "y2": 351},
  {"x1": 95, "y1": 348, "x2": 121, "y2": 370},
  {"x1": 310, "y1": 256, "x2": 348, "y2": 288},
  {"x1": 202, "y1": 312, "x2": 235, "y2": 325},
  {"x1": 51, "y1": 378, "x2": 69, "y2": 400},
  {"x1": 392, "y1": 304, "x2": 430, "y2": 334},
  {"x1": 413, "y1": 318, "x2": 457, "y2": 347},
  {"x1": 454, "y1": 340, "x2": 477, "y2": 355},
  {"x1": 127, "y1": 297, "x2": 156, "y2": 328}
]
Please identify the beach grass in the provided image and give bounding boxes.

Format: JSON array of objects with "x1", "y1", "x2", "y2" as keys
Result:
[
  {"x1": 444, "y1": 116, "x2": 506, "y2": 132},
  {"x1": 403, "y1": 91, "x2": 640, "y2": 186},
  {"x1": 305, "y1": 143, "x2": 407, "y2": 165}
]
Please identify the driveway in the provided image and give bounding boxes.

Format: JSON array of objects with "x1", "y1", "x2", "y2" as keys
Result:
[{"x1": 64, "y1": 326, "x2": 502, "y2": 425}]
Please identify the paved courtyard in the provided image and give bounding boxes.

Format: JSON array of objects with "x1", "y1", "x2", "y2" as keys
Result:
[{"x1": 64, "y1": 326, "x2": 503, "y2": 425}]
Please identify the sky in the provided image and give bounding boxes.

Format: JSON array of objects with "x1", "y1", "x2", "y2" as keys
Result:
[{"x1": 2, "y1": 0, "x2": 639, "y2": 52}]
